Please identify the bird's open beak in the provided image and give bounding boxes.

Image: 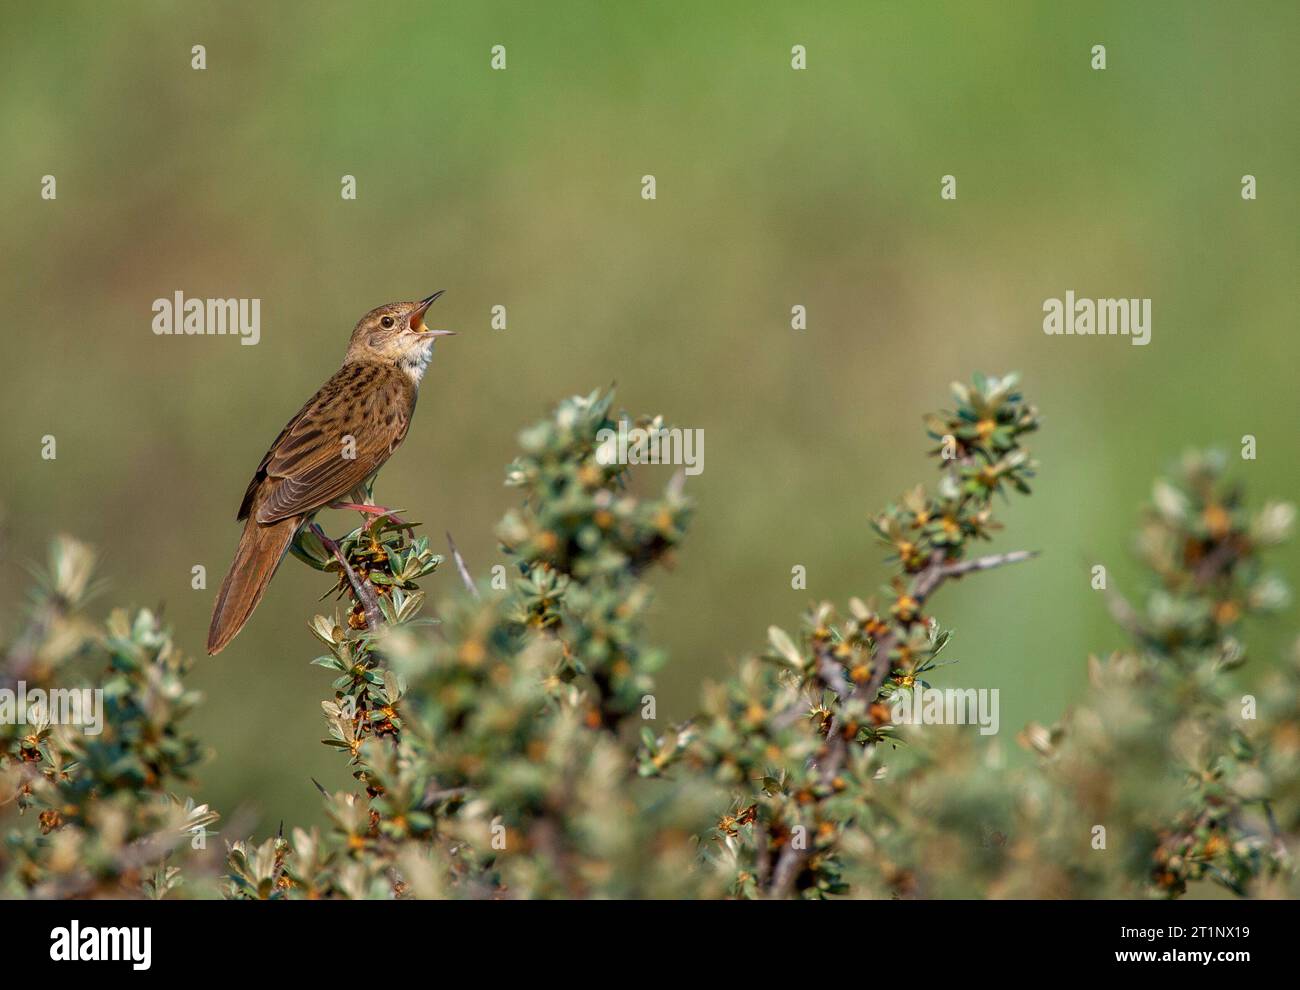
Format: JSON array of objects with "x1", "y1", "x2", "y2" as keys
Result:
[{"x1": 410, "y1": 290, "x2": 454, "y2": 335}]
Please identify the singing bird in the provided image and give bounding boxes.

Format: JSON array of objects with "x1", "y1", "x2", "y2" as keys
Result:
[{"x1": 206, "y1": 293, "x2": 453, "y2": 655}]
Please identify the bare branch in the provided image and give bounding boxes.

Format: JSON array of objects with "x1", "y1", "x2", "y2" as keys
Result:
[
  {"x1": 313, "y1": 524, "x2": 384, "y2": 631},
  {"x1": 767, "y1": 842, "x2": 805, "y2": 899},
  {"x1": 941, "y1": 549, "x2": 1038, "y2": 579},
  {"x1": 420, "y1": 785, "x2": 471, "y2": 809},
  {"x1": 446, "y1": 531, "x2": 481, "y2": 600}
]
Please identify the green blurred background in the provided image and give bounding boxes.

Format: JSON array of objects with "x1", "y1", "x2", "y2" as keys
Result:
[{"x1": 2, "y1": 1, "x2": 1297, "y2": 833}]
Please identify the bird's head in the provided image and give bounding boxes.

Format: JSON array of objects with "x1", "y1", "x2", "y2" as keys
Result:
[{"x1": 346, "y1": 292, "x2": 454, "y2": 382}]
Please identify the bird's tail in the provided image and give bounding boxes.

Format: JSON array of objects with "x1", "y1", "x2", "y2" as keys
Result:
[{"x1": 207, "y1": 513, "x2": 301, "y2": 655}]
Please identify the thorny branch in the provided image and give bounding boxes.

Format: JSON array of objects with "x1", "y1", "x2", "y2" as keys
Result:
[
  {"x1": 766, "y1": 546, "x2": 1038, "y2": 896},
  {"x1": 817, "y1": 550, "x2": 1037, "y2": 785}
]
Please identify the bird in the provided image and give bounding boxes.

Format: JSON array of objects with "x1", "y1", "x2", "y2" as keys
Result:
[{"x1": 206, "y1": 293, "x2": 454, "y2": 655}]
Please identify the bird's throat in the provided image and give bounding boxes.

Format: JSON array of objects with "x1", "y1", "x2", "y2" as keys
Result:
[{"x1": 399, "y1": 340, "x2": 435, "y2": 385}]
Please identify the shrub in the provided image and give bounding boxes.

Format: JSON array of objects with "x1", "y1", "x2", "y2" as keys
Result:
[{"x1": 3, "y1": 376, "x2": 1295, "y2": 899}]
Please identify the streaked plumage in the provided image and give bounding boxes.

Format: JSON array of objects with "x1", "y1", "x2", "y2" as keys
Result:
[{"x1": 207, "y1": 294, "x2": 452, "y2": 654}]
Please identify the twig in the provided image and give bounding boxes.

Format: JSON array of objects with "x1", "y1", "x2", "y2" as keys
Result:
[
  {"x1": 862, "y1": 549, "x2": 1037, "y2": 709},
  {"x1": 768, "y1": 843, "x2": 805, "y2": 899},
  {"x1": 420, "y1": 785, "x2": 471, "y2": 809},
  {"x1": 817, "y1": 547, "x2": 1038, "y2": 787},
  {"x1": 312, "y1": 523, "x2": 384, "y2": 631},
  {"x1": 1264, "y1": 800, "x2": 1289, "y2": 863},
  {"x1": 815, "y1": 646, "x2": 853, "y2": 701},
  {"x1": 1193, "y1": 538, "x2": 1238, "y2": 586},
  {"x1": 446, "y1": 532, "x2": 480, "y2": 599},
  {"x1": 939, "y1": 549, "x2": 1037, "y2": 580},
  {"x1": 753, "y1": 822, "x2": 772, "y2": 888},
  {"x1": 1103, "y1": 585, "x2": 1148, "y2": 641}
]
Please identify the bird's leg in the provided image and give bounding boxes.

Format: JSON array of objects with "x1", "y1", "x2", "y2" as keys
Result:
[
  {"x1": 327, "y1": 500, "x2": 416, "y2": 536},
  {"x1": 310, "y1": 522, "x2": 384, "y2": 631},
  {"x1": 330, "y1": 501, "x2": 398, "y2": 516},
  {"x1": 332, "y1": 481, "x2": 413, "y2": 533}
]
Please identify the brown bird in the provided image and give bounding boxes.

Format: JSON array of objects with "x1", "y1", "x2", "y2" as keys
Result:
[{"x1": 206, "y1": 293, "x2": 453, "y2": 655}]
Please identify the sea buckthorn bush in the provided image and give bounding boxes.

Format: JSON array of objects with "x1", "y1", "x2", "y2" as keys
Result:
[{"x1": 3, "y1": 377, "x2": 1295, "y2": 899}]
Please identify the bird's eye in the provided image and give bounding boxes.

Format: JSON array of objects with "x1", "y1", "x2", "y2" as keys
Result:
[{"x1": 380, "y1": 316, "x2": 395, "y2": 328}]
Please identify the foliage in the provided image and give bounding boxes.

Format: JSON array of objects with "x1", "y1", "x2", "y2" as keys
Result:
[
  {"x1": 227, "y1": 389, "x2": 720, "y2": 899},
  {"x1": 0, "y1": 538, "x2": 220, "y2": 898},
  {"x1": 3, "y1": 378, "x2": 1297, "y2": 899}
]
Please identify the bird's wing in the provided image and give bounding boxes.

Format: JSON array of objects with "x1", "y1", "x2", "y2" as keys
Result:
[
  {"x1": 236, "y1": 393, "x2": 316, "y2": 521},
  {"x1": 239, "y1": 363, "x2": 416, "y2": 524}
]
